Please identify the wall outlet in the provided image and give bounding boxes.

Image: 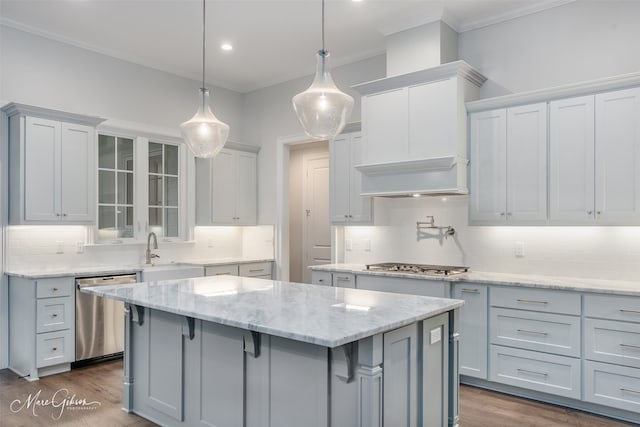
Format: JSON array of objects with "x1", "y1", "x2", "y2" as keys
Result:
[
  {"x1": 76, "y1": 242, "x2": 84, "y2": 254},
  {"x1": 364, "y1": 239, "x2": 371, "y2": 252},
  {"x1": 208, "y1": 238, "x2": 214, "y2": 248},
  {"x1": 345, "y1": 239, "x2": 352, "y2": 251},
  {"x1": 515, "y1": 241, "x2": 525, "y2": 257},
  {"x1": 56, "y1": 241, "x2": 64, "y2": 254}
]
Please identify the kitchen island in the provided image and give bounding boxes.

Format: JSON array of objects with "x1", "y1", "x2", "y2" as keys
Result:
[{"x1": 81, "y1": 275, "x2": 463, "y2": 427}]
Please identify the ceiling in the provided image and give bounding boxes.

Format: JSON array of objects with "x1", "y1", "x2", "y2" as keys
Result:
[{"x1": 0, "y1": 0, "x2": 572, "y2": 93}]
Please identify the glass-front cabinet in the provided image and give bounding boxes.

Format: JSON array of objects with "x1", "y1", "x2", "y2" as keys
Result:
[{"x1": 96, "y1": 132, "x2": 185, "y2": 243}]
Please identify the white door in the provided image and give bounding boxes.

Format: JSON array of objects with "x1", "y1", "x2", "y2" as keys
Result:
[
  {"x1": 61, "y1": 123, "x2": 95, "y2": 222},
  {"x1": 210, "y1": 149, "x2": 236, "y2": 223},
  {"x1": 469, "y1": 109, "x2": 507, "y2": 223},
  {"x1": 348, "y1": 133, "x2": 372, "y2": 223},
  {"x1": 303, "y1": 156, "x2": 331, "y2": 284},
  {"x1": 330, "y1": 135, "x2": 350, "y2": 222},
  {"x1": 549, "y1": 95, "x2": 595, "y2": 223},
  {"x1": 235, "y1": 151, "x2": 257, "y2": 225},
  {"x1": 506, "y1": 102, "x2": 547, "y2": 222},
  {"x1": 595, "y1": 87, "x2": 640, "y2": 224},
  {"x1": 25, "y1": 117, "x2": 61, "y2": 221}
]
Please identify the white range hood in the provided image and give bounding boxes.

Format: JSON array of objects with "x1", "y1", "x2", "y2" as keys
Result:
[{"x1": 352, "y1": 22, "x2": 486, "y2": 197}]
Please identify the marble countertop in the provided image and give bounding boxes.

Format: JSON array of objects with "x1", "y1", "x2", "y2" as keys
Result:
[
  {"x1": 5, "y1": 258, "x2": 274, "y2": 279},
  {"x1": 80, "y1": 275, "x2": 463, "y2": 348},
  {"x1": 309, "y1": 264, "x2": 640, "y2": 296}
]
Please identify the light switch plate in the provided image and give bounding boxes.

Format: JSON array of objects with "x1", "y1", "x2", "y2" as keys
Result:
[
  {"x1": 76, "y1": 242, "x2": 84, "y2": 254},
  {"x1": 345, "y1": 239, "x2": 352, "y2": 251},
  {"x1": 515, "y1": 241, "x2": 525, "y2": 257}
]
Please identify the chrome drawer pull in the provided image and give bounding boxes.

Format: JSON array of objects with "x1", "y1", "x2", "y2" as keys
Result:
[
  {"x1": 516, "y1": 368, "x2": 548, "y2": 377},
  {"x1": 620, "y1": 343, "x2": 640, "y2": 350},
  {"x1": 517, "y1": 329, "x2": 548, "y2": 337},
  {"x1": 52, "y1": 347, "x2": 58, "y2": 352},
  {"x1": 51, "y1": 314, "x2": 58, "y2": 318},
  {"x1": 620, "y1": 388, "x2": 640, "y2": 395},
  {"x1": 336, "y1": 276, "x2": 351, "y2": 281},
  {"x1": 215, "y1": 273, "x2": 230, "y2": 276},
  {"x1": 52, "y1": 288, "x2": 59, "y2": 292},
  {"x1": 249, "y1": 269, "x2": 264, "y2": 273},
  {"x1": 620, "y1": 309, "x2": 640, "y2": 315},
  {"x1": 517, "y1": 299, "x2": 548, "y2": 305},
  {"x1": 461, "y1": 288, "x2": 479, "y2": 293}
]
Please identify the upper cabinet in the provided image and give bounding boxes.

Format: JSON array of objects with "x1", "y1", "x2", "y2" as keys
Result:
[
  {"x1": 549, "y1": 88, "x2": 640, "y2": 224},
  {"x1": 330, "y1": 132, "x2": 372, "y2": 224},
  {"x1": 468, "y1": 73, "x2": 640, "y2": 226},
  {"x1": 196, "y1": 144, "x2": 259, "y2": 226},
  {"x1": 353, "y1": 62, "x2": 486, "y2": 196},
  {"x1": 469, "y1": 103, "x2": 547, "y2": 224},
  {"x1": 3, "y1": 104, "x2": 104, "y2": 225}
]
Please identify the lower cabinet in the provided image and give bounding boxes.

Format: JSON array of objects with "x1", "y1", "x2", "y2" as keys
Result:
[
  {"x1": 9, "y1": 276, "x2": 76, "y2": 380},
  {"x1": 452, "y1": 283, "x2": 488, "y2": 379},
  {"x1": 584, "y1": 361, "x2": 640, "y2": 413},
  {"x1": 204, "y1": 261, "x2": 273, "y2": 280},
  {"x1": 311, "y1": 271, "x2": 332, "y2": 286}
]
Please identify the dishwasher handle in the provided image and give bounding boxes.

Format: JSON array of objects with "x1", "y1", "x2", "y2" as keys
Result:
[{"x1": 76, "y1": 274, "x2": 138, "y2": 288}]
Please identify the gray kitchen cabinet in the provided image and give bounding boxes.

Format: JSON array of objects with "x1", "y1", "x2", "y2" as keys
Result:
[
  {"x1": 204, "y1": 261, "x2": 273, "y2": 280},
  {"x1": 384, "y1": 323, "x2": 419, "y2": 427},
  {"x1": 356, "y1": 274, "x2": 448, "y2": 298},
  {"x1": 488, "y1": 286, "x2": 582, "y2": 399},
  {"x1": 584, "y1": 293, "x2": 640, "y2": 413},
  {"x1": 9, "y1": 276, "x2": 76, "y2": 380},
  {"x1": 310, "y1": 271, "x2": 332, "y2": 286},
  {"x1": 196, "y1": 144, "x2": 259, "y2": 226},
  {"x1": 3, "y1": 103, "x2": 104, "y2": 224},
  {"x1": 452, "y1": 283, "x2": 488, "y2": 379},
  {"x1": 330, "y1": 132, "x2": 372, "y2": 224},
  {"x1": 469, "y1": 103, "x2": 548, "y2": 224}
]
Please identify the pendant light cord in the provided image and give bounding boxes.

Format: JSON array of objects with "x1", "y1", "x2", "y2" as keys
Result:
[
  {"x1": 321, "y1": 0, "x2": 325, "y2": 54},
  {"x1": 201, "y1": 0, "x2": 206, "y2": 109}
]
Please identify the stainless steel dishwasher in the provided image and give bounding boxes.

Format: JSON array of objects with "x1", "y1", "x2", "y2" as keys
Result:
[{"x1": 75, "y1": 274, "x2": 138, "y2": 363}]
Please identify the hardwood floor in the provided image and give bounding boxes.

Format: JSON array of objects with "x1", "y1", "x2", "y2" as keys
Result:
[{"x1": 0, "y1": 359, "x2": 636, "y2": 426}]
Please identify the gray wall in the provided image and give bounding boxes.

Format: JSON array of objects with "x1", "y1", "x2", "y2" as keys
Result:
[{"x1": 0, "y1": 26, "x2": 245, "y2": 141}]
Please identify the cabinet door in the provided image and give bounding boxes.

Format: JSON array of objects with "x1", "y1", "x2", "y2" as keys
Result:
[
  {"x1": 469, "y1": 109, "x2": 507, "y2": 222},
  {"x1": 61, "y1": 123, "x2": 95, "y2": 222},
  {"x1": 506, "y1": 103, "x2": 547, "y2": 222},
  {"x1": 210, "y1": 149, "x2": 237, "y2": 223},
  {"x1": 409, "y1": 78, "x2": 457, "y2": 159},
  {"x1": 362, "y1": 88, "x2": 408, "y2": 164},
  {"x1": 549, "y1": 96, "x2": 595, "y2": 223},
  {"x1": 235, "y1": 151, "x2": 257, "y2": 225},
  {"x1": 330, "y1": 135, "x2": 351, "y2": 222},
  {"x1": 348, "y1": 133, "x2": 372, "y2": 223},
  {"x1": 24, "y1": 117, "x2": 61, "y2": 221},
  {"x1": 453, "y1": 283, "x2": 488, "y2": 379},
  {"x1": 595, "y1": 87, "x2": 640, "y2": 224},
  {"x1": 383, "y1": 323, "x2": 418, "y2": 427}
]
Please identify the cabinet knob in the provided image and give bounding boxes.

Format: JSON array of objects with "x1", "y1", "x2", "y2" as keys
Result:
[
  {"x1": 499, "y1": 212, "x2": 505, "y2": 216},
  {"x1": 62, "y1": 213, "x2": 68, "y2": 217},
  {"x1": 344, "y1": 214, "x2": 348, "y2": 218},
  {"x1": 56, "y1": 213, "x2": 61, "y2": 217},
  {"x1": 51, "y1": 313, "x2": 58, "y2": 318},
  {"x1": 587, "y1": 211, "x2": 593, "y2": 215},
  {"x1": 348, "y1": 215, "x2": 353, "y2": 218},
  {"x1": 52, "y1": 347, "x2": 58, "y2": 352},
  {"x1": 52, "y1": 288, "x2": 59, "y2": 292},
  {"x1": 596, "y1": 211, "x2": 602, "y2": 216}
]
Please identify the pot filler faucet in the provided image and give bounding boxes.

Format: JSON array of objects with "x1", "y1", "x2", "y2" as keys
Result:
[{"x1": 146, "y1": 232, "x2": 160, "y2": 264}]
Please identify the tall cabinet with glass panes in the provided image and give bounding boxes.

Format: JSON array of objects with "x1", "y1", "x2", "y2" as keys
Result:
[{"x1": 97, "y1": 134, "x2": 182, "y2": 242}]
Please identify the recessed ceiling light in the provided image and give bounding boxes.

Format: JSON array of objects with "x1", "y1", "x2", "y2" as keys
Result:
[{"x1": 221, "y1": 43, "x2": 233, "y2": 51}]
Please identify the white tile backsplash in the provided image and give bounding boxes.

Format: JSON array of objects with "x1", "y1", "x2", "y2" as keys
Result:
[
  {"x1": 344, "y1": 196, "x2": 640, "y2": 281},
  {"x1": 5, "y1": 225, "x2": 274, "y2": 270}
]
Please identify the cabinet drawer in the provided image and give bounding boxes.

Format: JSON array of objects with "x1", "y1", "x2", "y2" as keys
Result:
[
  {"x1": 311, "y1": 271, "x2": 332, "y2": 286},
  {"x1": 36, "y1": 329, "x2": 74, "y2": 367},
  {"x1": 205, "y1": 264, "x2": 239, "y2": 276},
  {"x1": 585, "y1": 360, "x2": 640, "y2": 413},
  {"x1": 585, "y1": 318, "x2": 640, "y2": 368},
  {"x1": 490, "y1": 307, "x2": 581, "y2": 357},
  {"x1": 36, "y1": 296, "x2": 73, "y2": 333},
  {"x1": 453, "y1": 283, "x2": 488, "y2": 379},
  {"x1": 584, "y1": 294, "x2": 640, "y2": 323},
  {"x1": 333, "y1": 273, "x2": 355, "y2": 288},
  {"x1": 36, "y1": 277, "x2": 74, "y2": 298},
  {"x1": 490, "y1": 286, "x2": 580, "y2": 315},
  {"x1": 356, "y1": 275, "x2": 448, "y2": 298},
  {"x1": 489, "y1": 345, "x2": 580, "y2": 399},
  {"x1": 239, "y1": 262, "x2": 272, "y2": 278}
]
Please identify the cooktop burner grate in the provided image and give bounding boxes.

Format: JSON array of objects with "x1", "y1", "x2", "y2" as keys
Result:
[{"x1": 365, "y1": 262, "x2": 469, "y2": 276}]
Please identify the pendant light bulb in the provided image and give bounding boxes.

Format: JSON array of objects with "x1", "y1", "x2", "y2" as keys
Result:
[
  {"x1": 180, "y1": 0, "x2": 229, "y2": 158},
  {"x1": 292, "y1": 1, "x2": 353, "y2": 140},
  {"x1": 180, "y1": 88, "x2": 229, "y2": 158}
]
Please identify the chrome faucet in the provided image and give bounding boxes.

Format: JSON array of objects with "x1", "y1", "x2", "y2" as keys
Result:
[{"x1": 146, "y1": 232, "x2": 160, "y2": 264}]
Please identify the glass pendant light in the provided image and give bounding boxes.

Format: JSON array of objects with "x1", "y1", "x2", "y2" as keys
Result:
[
  {"x1": 292, "y1": 0, "x2": 354, "y2": 140},
  {"x1": 180, "y1": 0, "x2": 229, "y2": 158}
]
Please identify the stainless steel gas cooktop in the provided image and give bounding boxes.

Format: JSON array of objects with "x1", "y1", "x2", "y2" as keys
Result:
[{"x1": 365, "y1": 262, "x2": 469, "y2": 276}]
